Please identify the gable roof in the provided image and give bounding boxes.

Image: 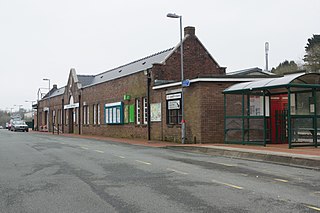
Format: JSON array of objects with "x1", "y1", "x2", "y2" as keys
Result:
[
  {"x1": 42, "y1": 86, "x2": 65, "y2": 99},
  {"x1": 80, "y1": 48, "x2": 174, "y2": 88}
]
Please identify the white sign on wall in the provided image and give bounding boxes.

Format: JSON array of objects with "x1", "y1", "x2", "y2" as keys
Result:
[
  {"x1": 151, "y1": 103, "x2": 161, "y2": 122},
  {"x1": 168, "y1": 100, "x2": 180, "y2": 110},
  {"x1": 166, "y1": 93, "x2": 181, "y2": 100}
]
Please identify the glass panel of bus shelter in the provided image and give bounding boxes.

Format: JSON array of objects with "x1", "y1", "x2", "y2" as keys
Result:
[
  {"x1": 226, "y1": 94, "x2": 246, "y2": 116},
  {"x1": 247, "y1": 118, "x2": 266, "y2": 143},
  {"x1": 290, "y1": 117, "x2": 314, "y2": 143},
  {"x1": 316, "y1": 91, "x2": 320, "y2": 115},
  {"x1": 296, "y1": 92, "x2": 313, "y2": 115},
  {"x1": 225, "y1": 118, "x2": 242, "y2": 142}
]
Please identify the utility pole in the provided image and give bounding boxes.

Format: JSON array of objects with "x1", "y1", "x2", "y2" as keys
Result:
[{"x1": 265, "y1": 42, "x2": 269, "y2": 72}]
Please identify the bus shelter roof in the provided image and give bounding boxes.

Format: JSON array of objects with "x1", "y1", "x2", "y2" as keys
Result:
[{"x1": 224, "y1": 72, "x2": 320, "y2": 94}]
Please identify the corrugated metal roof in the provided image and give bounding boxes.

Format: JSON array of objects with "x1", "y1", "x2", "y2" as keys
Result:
[
  {"x1": 224, "y1": 72, "x2": 316, "y2": 93},
  {"x1": 83, "y1": 48, "x2": 174, "y2": 88}
]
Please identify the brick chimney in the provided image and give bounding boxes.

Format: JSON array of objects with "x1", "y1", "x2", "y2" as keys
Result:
[
  {"x1": 184, "y1": 26, "x2": 195, "y2": 37},
  {"x1": 53, "y1": 84, "x2": 57, "y2": 89}
]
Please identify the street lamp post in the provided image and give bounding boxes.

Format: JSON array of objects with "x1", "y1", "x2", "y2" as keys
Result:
[
  {"x1": 167, "y1": 13, "x2": 185, "y2": 144},
  {"x1": 43, "y1": 78, "x2": 51, "y2": 132}
]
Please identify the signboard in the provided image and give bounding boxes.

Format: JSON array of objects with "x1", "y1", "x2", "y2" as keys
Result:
[
  {"x1": 64, "y1": 103, "x2": 79, "y2": 109},
  {"x1": 182, "y1": 79, "x2": 190, "y2": 87},
  {"x1": 166, "y1": 93, "x2": 181, "y2": 100},
  {"x1": 168, "y1": 100, "x2": 180, "y2": 110}
]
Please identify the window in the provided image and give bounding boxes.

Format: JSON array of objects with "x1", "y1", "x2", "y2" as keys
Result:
[
  {"x1": 75, "y1": 108, "x2": 79, "y2": 125},
  {"x1": 93, "y1": 104, "x2": 96, "y2": 125},
  {"x1": 105, "y1": 102, "x2": 123, "y2": 124},
  {"x1": 83, "y1": 106, "x2": 88, "y2": 125},
  {"x1": 65, "y1": 109, "x2": 68, "y2": 125},
  {"x1": 87, "y1": 106, "x2": 90, "y2": 124},
  {"x1": 168, "y1": 108, "x2": 182, "y2": 124},
  {"x1": 143, "y1": 97, "x2": 148, "y2": 124},
  {"x1": 97, "y1": 104, "x2": 100, "y2": 125},
  {"x1": 166, "y1": 93, "x2": 182, "y2": 125},
  {"x1": 136, "y1": 98, "x2": 141, "y2": 124}
]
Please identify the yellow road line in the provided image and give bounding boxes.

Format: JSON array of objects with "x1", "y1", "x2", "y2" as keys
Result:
[
  {"x1": 212, "y1": 179, "x2": 243, "y2": 190},
  {"x1": 306, "y1": 205, "x2": 320, "y2": 211},
  {"x1": 94, "y1": 150, "x2": 104, "y2": 153},
  {"x1": 274, "y1": 178, "x2": 288, "y2": 183},
  {"x1": 167, "y1": 168, "x2": 188, "y2": 175},
  {"x1": 135, "y1": 160, "x2": 151, "y2": 165}
]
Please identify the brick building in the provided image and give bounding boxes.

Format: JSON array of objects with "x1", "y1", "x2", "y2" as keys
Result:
[{"x1": 37, "y1": 26, "x2": 271, "y2": 144}]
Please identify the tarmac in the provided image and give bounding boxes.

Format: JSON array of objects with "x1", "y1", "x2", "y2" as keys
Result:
[{"x1": 32, "y1": 131, "x2": 320, "y2": 170}]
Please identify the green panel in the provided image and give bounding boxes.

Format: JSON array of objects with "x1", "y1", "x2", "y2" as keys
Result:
[{"x1": 129, "y1": 104, "x2": 135, "y2": 123}]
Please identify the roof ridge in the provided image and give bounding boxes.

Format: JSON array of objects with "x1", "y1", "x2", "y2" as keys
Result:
[{"x1": 77, "y1": 74, "x2": 95, "y2": 77}]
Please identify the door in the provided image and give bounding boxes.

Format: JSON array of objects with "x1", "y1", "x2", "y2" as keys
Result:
[{"x1": 271, "y1": 95, "x2": 288, "y2": 144}]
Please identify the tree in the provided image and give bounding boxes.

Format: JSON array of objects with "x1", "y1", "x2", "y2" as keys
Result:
[
  {"x1": 303, "y1": 34, "x2": 320, "y2": 72},
  {"x1": 271, "y1": 60, "x2": 299, "y2": 75},
  {"x1": 0, "y1": 110, "x2": 11, "y2": 127}
]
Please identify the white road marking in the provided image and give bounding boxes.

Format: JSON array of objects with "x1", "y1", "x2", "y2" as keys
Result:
[
  {"x1": 135, "y1": 160, "x2": 151, "y2": 165},
  {"x1": 94, "y1": 150, "x2": 104, "y2": 153},
  {"x1": 167, "y1": 168, "x2": 188, "y2": 175},
  {"x1": 117, "y1": 156, "x2": 125, "y2": 159},
  {"x1": 212, "y1": 179, "x2": 243, "y2": 190},
  {"x1": 80, "y1": 147, "x2": 89, "y2": 150}
]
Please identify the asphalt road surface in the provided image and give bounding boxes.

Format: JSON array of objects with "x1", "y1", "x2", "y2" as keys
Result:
[{"x1": 0, "y1": 130, "x2": 319, "y2": 213}]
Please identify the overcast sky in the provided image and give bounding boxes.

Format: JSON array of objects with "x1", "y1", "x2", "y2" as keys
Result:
[{"x1": 0, "y1": 0, "x2": 319, "y2": 111}]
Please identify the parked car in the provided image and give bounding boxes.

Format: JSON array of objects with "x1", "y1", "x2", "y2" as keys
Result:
[
  {"x1": 11, "y1": 120, "x2": 29, "y2": 132},
  {"x1": 8, "y1": 116, "x2": 22, "y2": 131},
  {"x1": 0, "y1": 126, "x2": 3, "y2": 129}
]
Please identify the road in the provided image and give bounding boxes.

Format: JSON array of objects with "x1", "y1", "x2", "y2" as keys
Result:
[{"x1": 0, "y1": 130, "x2": 319, "y2": 213}]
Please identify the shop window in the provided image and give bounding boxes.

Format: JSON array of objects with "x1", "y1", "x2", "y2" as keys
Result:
[
  {"x1": 105, "y1": 102, "x2": 123, "y2": 124},
  {"x1": 136, "y1": 98, "x2": 141, "y2": 124},
  {"x1": 143, "y1": 97, "x2": 148, "y2": 125}
]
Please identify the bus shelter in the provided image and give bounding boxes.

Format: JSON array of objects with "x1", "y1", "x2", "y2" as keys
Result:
[{"x1": 223, "y1": 72, "x2": 320, "y2": 148}]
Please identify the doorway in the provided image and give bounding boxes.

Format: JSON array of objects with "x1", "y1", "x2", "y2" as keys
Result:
[
  {"x1": 270, "y1": 95, "x2": 288, "y2": 144},
  {"x1": 68, "y1": 109, "x2": 74, "y2": 133}
]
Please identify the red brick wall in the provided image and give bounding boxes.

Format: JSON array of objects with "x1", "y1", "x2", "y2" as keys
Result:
[
  {"x1": 80, "y1": 72, "x2": 149, "y2": 138},
  {"x1": 151, "y1": 35, "x2": 225, "y2": 83}
]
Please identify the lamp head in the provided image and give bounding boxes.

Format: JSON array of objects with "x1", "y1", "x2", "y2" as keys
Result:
[{"x1": 167, "y1": 13, "x2": 180, "y2": 18}]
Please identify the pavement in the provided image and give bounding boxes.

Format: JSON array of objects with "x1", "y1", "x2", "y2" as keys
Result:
[{"x1": 31, "y1": 131, "x2": 320, "y2": 170}]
